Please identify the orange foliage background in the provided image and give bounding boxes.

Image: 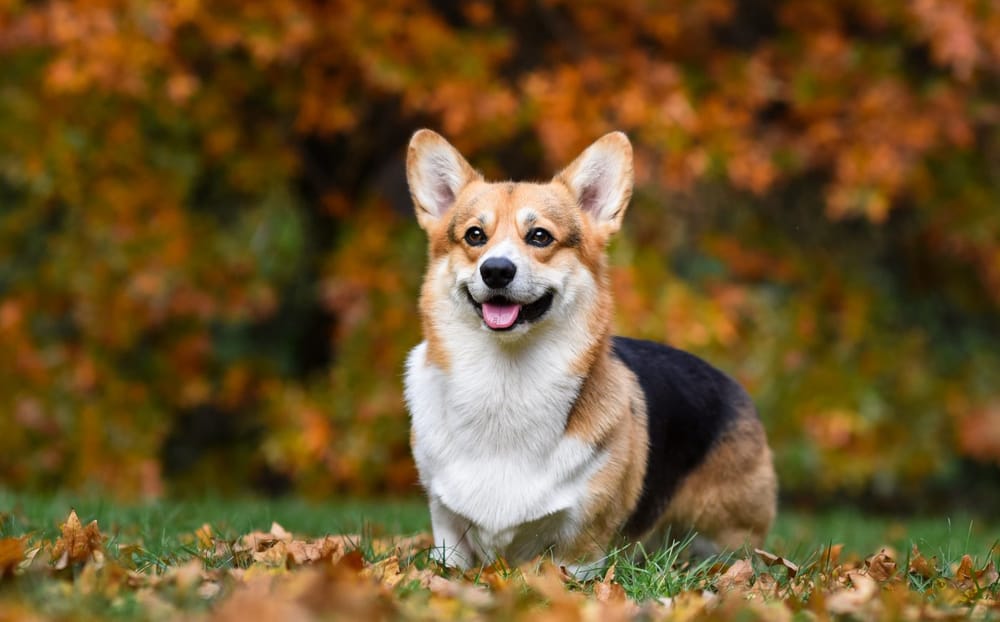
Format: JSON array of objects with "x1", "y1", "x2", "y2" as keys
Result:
[{"x1": 1, "y1": 0, "x2": 999, "y2": 502}]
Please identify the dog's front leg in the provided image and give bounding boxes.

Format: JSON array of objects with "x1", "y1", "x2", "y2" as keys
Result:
[{"x1": 428, "y1": 497, "x2": 475, "y2": 570}]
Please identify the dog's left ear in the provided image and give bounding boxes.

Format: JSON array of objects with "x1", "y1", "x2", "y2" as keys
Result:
[
  {"x1": 555, "y1": 132, "x2": 634, "y2": 235},
  {"x1": 407, "y1": 129, "x2": 483, "y2": 230}
]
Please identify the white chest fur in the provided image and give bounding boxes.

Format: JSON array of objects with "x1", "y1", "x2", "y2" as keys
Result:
[{"x1": 405, "y1": 325, "x2": 606, "y2": 561}]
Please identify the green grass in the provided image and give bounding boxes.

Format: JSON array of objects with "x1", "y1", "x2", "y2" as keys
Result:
[
  {"x1": 0, "y1": 491, "x2": 428, "y2": 548},
  {"x1": 2, "y1": 491, "x2": 998, "y2": 619},
  {"x1": 771, "y1": 508, "x2": 999, "y2": 560},
  {"x1": 3, "y1": 490, "x2": 997, "y2": 561}
]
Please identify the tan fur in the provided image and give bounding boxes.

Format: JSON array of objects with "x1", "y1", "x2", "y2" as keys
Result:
[
  {"x1": 652, "y1": 411, "x2": 777, "y2": 551},
  {"x1": 562, "y1": 350, "x2": 650, "y2": 561}
]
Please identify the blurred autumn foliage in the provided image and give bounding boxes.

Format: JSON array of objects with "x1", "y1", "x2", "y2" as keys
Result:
[{"x1": 2, "y1": 0, "x2": 1000, "y2": 502}]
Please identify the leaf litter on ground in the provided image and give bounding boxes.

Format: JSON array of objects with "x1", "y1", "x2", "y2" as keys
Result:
[{"x1": 0, "y1": 509, "x2": 997, "y2": 620}]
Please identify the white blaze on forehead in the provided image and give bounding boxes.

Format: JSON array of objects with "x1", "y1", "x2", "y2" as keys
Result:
[{"x1": 480, "y1": 238, "x2": 523, "y2": 266}]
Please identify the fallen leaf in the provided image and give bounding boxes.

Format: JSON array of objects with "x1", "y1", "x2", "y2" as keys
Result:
[
  {"x1": 521, "y1": 561, "x2": 582, "y2": 606},
  {"x1": 827, "y1": 571, "x2": 879, "y2": 615},
  {"x1": 971, "y1": 598, "x2": 1000, "y2": 618},
  {"x1": 474, "y1": 563, "x2": 510, "y2": 591},
  {"x1": 593, "y1": 563, "x2": 627, "y2": 604},
  {"x1": 196, "y1": 523, "x2": 214, "y2": 550},
  {"x1": 977, "y1": 560, "x2": 999, "y2": 587},
  {"x1": 374, "y1": 533, "x2": 434, "y2": 559},
  {"x1": 0, "y1": 537, "x2": 24, "y2": 580},
  {"x1": 954, "y1": 554, "x2": 999, "y2": 594},
  {"x1": 865, "y1": 549, "x2": 898, "y2": 582},
  {"x1": 285, "y1": 535, "x2": 348, "y2": 566},
  {"x1": 715, "y1": 593, "x2": 793, "y2": 622},
  {"x1": 167, "y1": 559, "x2": 204, "y2": 592},
  {"x1": 211, "y1": 577, "x2": 312, "y2": 622},
  {"x1": 716, "y1": 558, "x2": 755, "y2": 593},
  {"x1": 50, "y1": 510, "x2": 103, "y2": 570},
  {"x1": 335, "y1": 549, "x2": 366, "y2": 572},
  {"x1": 240, "y1": 562, "x2": 288, "y2": 583},
  {"x1": 22, "y1": 545, "x2": 41, "y2": 567},
  {"x1": 746, "y1": 570, "x2": 779, "y2": 600},
  {"x1": 657, "y1": 591, "x2": 714, "y2": 618},
  {"x1": 136, "y1": 587, "x2": 179, "y2": 620},
  {"x1": 908, "y1": 545, "x2": 938, "y2": 579},
  {"x1": 269, "y1": 522, "x2": 293, "y2": 542},
  {"x1": 253, "y1": 540, "x2": 289, "y2": 567},
  {"x1": 399, "y1": 564, "x2": 438, "y2": 591},
  {"x1": 234, "y1": 531, "x2": 278, "y2": 554},
  {"x1": 76, "y1": 559, "x2": 129, "y2": 599},
  {"x1": 755, "y1": 548, "x2": 799, "y2": 577},
  {"x1": 954, "y1": 554, "x2": 977, "y2": 592},
  {"x1": 362, "y1": 555, "x2": 405, "y2": 589},
  {"x1": 427, "y1": 574, "x2": 493, "y2": 607},
  {"x1": 198, "y1": 580, "x2": 222, "y2": 600},
  {"x1": 824, "y1": 543, "x2": 844, "y2": 568}
]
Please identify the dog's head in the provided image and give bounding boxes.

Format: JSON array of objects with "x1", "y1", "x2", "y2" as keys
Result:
[{"x1": 407, "y1": 130, "x2": 633, "y2": 340}]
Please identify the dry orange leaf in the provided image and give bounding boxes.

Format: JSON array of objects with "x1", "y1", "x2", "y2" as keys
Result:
[
  {"x1": 253, "y1": 540, "x2": 290, "y2": 567},
  {"x1": 593, "y1": 563, "x2": 627, "y2": 604},
  {"x1": 521, "y1": 561, "x2": 583, "y2": 607},
  {"x1": 979, "y1": 560, "x2": 1000, "y2": 588},
  {"x1": 381, "y1": 532, "x2": 434, "y2": 559},
  {"x1": 285, "y1": 535, "x2": 350, "y2": 566},
  {"x1": 195, "y1": 523, "x2": 214, "y2": 550},
  {"x1": 954, "y1": 554, "x2": 1000, "y2": 592},
  {"x1": 827, "y1": 571, "x2": 879, "y2": 615},
  {"x1": 0, "y1": 537, "x2": 25, "y2": 580},
  {"x1": 716, "y1": 558, "x2": 755, "y2": 593},
  {"x1": 50, "y1": 510, "x2": 103, "y2": 570},
  {"x1": 234, "y1": 522, "x2": 292, "y2": 554},
  {"x1": 755, "y1": 548, "x2": 799, "y2": 577},
  {"x1": 362, "y1": 555, "x2": 405, "y2": 589},
  {"x1": 907, "y1": 545, "x2": 938, "y2": 579},
  {"x1": 427, "y1": 574, "x2": 493, "y2": 607},
  {"x1": 823, "y1": 543, "x2": 845, "y2": 568},
  {"x1": 865, "y1": 549, "x2": 898, "y2": 582}
]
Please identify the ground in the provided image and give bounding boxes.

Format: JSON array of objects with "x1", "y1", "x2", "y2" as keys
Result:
[{"x1": 0, "y1": 491, "x2": 998, "y2": 620}]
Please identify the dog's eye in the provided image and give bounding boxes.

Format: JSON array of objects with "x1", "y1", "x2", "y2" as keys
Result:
[
  {"x1": 526, "y1": 228, "x2": 554, "y2": 247},
  {"x1": 464, "y1": 226, "x2": 487, "y2": 246}
]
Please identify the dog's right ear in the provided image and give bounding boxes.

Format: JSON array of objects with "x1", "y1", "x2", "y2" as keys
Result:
[
  {"x1": 407, "y1": 130, "x2": 482, "y2": 230},
  {"x1": 554, "y1": 132, "x2": 634, "y2": 237}
]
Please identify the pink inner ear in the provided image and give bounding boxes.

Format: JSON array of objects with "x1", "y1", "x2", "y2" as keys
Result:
[
  {"x1": 431, "y1": 173, "x2": 456, "y2": 215},
  {"x1": 574, "y1": 169, "x2": 619, "y2": 223},
  {"x1": 563, "y1": 143, "x2": 630, "y2": 224},
  {"x1": 578, "y1": 183, "x2": 601, "y2": 216}
]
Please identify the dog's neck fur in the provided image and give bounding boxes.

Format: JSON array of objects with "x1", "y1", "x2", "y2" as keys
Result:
[{"x1": 421, "y1": 259, "x2": 614, "y2": 434}]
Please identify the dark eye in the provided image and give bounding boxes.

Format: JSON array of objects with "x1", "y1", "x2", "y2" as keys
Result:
[
  {"x1": 464, "y1": 226, "x2": 487, "y2": 246},
  {"x1": 526, "y1": 228, "x2": 554, "y2": 247}
]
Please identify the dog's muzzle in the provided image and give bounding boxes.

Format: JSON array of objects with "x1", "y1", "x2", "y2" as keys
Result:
[{"x1": 465, "y1": 288, "x2": 555, "y2": 331}]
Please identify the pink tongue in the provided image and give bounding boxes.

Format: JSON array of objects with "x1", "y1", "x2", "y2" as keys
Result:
[{"x1": 482, "y1": 302, "x2": 522, "y2": 329}]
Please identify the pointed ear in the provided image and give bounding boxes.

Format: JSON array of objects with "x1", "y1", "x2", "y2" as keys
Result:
[
  {"x1": 406, "y1": 129, "x2": 482, "y2": 229},
  {"x1": 554, "y1": 132, "x2": 634, "y2": 235}
]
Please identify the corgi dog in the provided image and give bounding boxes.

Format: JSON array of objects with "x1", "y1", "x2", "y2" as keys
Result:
[{"x1": 404, "y1": 129, "x2": 777, "y2": 578}]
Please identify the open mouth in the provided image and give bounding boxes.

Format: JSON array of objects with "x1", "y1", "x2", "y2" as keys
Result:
[{"x1": 466, "y1": 289, "x2": 555, "y2": 331}]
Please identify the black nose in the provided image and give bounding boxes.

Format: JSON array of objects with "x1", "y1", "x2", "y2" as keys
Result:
[{"x1": 480, "y1": 257, "x2": 517, "y2": 289}]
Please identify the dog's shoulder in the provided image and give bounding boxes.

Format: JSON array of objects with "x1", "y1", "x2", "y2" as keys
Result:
[
  {"x1": 610, "y1": 336, "x2": 758, "y2": 537},
  {"x1": 611, "y1": 336, "x2": 753, "y2": 420}
]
